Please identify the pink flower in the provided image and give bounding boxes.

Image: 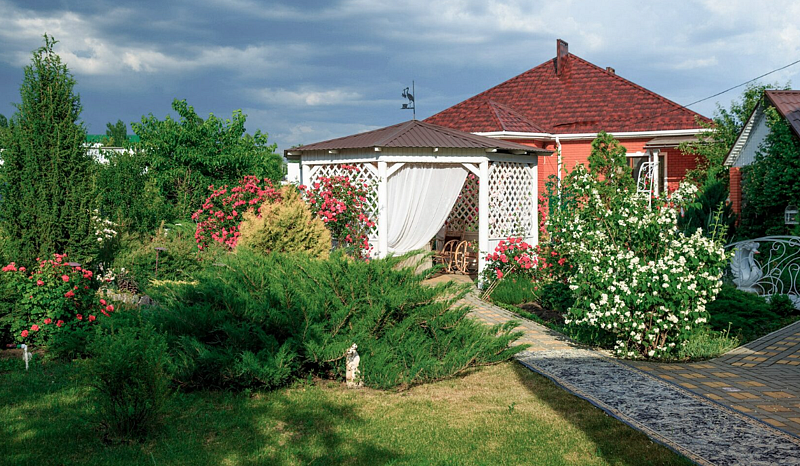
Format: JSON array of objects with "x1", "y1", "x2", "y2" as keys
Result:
[
  {"x1": 106, "y1": 304, "x2": 114, "y2": 312},
  {"x1": 495, "y1": 269, "x2": 504, "y2": 279},
  {"x1": 36, "y1": 280, "x2": 44, "y2": 286},
  {"x1": 21, "y1": 330, "x2": 28, "y2": 338},
  {"x1": 100, "y1": 299, "x2": 107, "y2": 306},
  {"x1": 64, "y1": 290, "x2": 75, "y2": 298},
  {"x1": 61, "y1": 275, "x2": 69, "y2": 282},
  {"x1": 56, "y1": 320, "x2": 64, "y2": 327},
  {"x1": 31, "y1": 324, "x2": 39, "y2": 331},
  {"x1": 44, "y1": 318, "x2": 52, "y2": 325},
  {"x1": 76, "y1": 314, "x2": 83, "y2": 321},
  {"x1": 88, "y1": 315, "x2": 96, "y2": 322}
]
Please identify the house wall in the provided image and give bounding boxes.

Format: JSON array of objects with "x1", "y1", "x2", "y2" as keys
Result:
[
  {"x1": 733, "y1": 111, "x2": 769, "y2": 168},
  {"x1": 510, "y1": 138, "x2": 698, "y2": 197}
]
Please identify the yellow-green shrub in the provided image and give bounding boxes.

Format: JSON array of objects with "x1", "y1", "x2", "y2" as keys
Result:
[{"x1": 238, "y1": 186, "x2": 331, "y2": 258}]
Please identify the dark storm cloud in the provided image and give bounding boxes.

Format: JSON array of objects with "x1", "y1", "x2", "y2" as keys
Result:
[{"x1": 0, "y1": 0, "x2": 798, "y2": 151}]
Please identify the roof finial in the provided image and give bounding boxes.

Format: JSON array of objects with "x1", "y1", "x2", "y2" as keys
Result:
[{"x1": 401, "y1": 81, "x2": 416, "y2": 120}]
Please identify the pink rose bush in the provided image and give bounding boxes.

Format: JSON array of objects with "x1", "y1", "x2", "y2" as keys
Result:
[
  {"x1": 4, "y1": 254, "x2": 112, "y2": 347},
  {"x1": 301, "y1": 165, "x2": 376, "y2": 258},
  {"x1": 192, "y1": 176, "x2": 281, "y2": 250}
]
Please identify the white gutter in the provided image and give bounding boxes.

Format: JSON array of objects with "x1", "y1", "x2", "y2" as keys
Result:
[{"x1": 555, "y1": 135, "x2": 562, "y2": 195}]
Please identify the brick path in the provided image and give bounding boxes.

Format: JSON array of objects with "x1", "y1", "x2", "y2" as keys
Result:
[
  {"x1": 430, "y1": 274, "x2": 800, "y2": 438},
  {"x1": 626, "y1": 320, "x2": 800, "y2": 435}
]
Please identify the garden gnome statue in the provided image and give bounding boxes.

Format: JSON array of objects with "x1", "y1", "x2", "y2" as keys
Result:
[{"x1": 346, "y1": 343, "x2": 362, "y2": 389}]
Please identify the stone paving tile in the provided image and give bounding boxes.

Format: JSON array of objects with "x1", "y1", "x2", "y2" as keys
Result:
[{"x1": 625, "y1": 319, "x2": 800, "y2": 437}]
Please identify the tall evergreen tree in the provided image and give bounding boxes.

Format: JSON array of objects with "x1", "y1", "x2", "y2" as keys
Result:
[
  {"x1": 104, "y1": 119, "x2": 127, "y2": 146},
  {"x1": 0, "y1": 35, "x2": 96, "y2": 267}
]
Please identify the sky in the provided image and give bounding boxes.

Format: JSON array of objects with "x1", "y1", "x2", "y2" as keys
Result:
[{"x1": 0, "y1": 0, "x2": 799, "y2": 154}]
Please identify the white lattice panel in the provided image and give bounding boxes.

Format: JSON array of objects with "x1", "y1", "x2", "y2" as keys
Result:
[
  {"x1": 488, "y1": 161, "x2": 534, "y2": 238},
  {"x1": 445, "y1": 173, "x2": 479, "y2": 233},
  {"x1": 309, "y1": 163, "x2": 379, "y2": 239}
]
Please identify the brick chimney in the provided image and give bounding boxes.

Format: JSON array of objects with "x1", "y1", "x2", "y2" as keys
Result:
[
  {"x1": 556, "y1": 39, "x2": 569, "y2": 76},
  {"x1": 606, "y1": 66, "x2": 615, "y2": 75}
]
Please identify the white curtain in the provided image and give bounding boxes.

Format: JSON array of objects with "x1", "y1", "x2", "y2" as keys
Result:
[{"x1": 387, "y1": 164, "x2": 468, "y2": 254}]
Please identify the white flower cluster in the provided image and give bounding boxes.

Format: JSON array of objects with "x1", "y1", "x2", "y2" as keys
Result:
[
  {"x1": 554, "y1": 167, "x2": 729, "y2": 359},
  {"x1": 92, "y1": 210, "x2": 118, "y2": 244}
]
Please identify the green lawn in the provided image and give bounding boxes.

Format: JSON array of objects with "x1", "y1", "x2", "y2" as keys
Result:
[{"x1": 1, "y1": 358, "x2": 690, "y2": 466}]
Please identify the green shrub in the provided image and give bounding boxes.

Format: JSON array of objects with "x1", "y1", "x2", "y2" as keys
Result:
[
  {"x1": 485, "y1": 278, "x2": 537, "y2": 306},
  {"x1": 768, "y1": 294, "x2": 797, "y2": 318},
  {"x1": 112, "y1": 223, "x2": 220, "y2": 292},
  {"x1": 238, "y1": 186, "x2": 331, "y2": 258},
  {"x1": 153, "y1": 248, "x2": 524, "y2": 391},
  {"x1": 84, "y1": 320, "x2": 171, "y2": 441},
  {"x1": 707, "y1": 285, "x2": 779, "y2": 342},
  {"x1": 538, "y1": 281, "x2": 574, "y2": 314}
]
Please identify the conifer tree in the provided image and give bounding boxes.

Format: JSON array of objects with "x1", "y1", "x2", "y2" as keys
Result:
[{"x1": 0, "y1": 35, "x2": 96, "y2": 267}]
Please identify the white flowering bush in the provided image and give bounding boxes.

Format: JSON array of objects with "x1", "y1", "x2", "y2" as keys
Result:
[{"x1": 548, "y1": 133, "x2": 730, "y2": 359}]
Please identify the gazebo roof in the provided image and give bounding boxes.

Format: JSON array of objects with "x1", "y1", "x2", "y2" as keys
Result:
[{"x1": 285, "y1": 120, "x2": 552, "y2": 157}]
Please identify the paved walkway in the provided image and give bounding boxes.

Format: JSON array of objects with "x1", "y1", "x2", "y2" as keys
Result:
[
  {"x1": 429, "y1": 276, "x2": 800, "y2": 465},
  {"x1": 627, "y1": 321, "x2": 800, "y2": 434}
]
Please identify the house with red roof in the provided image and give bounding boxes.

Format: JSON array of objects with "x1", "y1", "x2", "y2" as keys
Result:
[
  {"x1": 724, "y1": 90, "x2": 800, "y2": 215},
  {"x1": 426, "y1": 39, "x2": 710, "y2": 197}
]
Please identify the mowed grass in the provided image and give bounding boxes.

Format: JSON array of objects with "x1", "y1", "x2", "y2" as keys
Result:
[{"x1": 1, "y1": 359, "x2": 690, "y2": 466}]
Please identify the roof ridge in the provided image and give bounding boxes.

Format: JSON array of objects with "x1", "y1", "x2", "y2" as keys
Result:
[
  {"x1": 568, "y1": 54, "x2": 709, "y2": 123},
  {"x1": 379, "y1": 120, "x2": 417, "y2": 146},
  {"x1": 487, "y1": 101, "x2": 505, "y2": 131},
  {"x1": 488, "y1": 100, "x2": 546, "y2": 132}
]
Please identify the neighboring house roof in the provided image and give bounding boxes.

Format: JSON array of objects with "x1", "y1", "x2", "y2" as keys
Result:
[
  {"x1": 425, "y1": 41, "x2": 709, "y2": 135},
  {"x1": 285, "y1": 119, "x2": 552, "y2": 156},
  {"x1": 765, "y1": 90, "x2": 800, "y2": 138},
  {"x1": 725, "y1": 90, "x2": 800, "y2": 167}
]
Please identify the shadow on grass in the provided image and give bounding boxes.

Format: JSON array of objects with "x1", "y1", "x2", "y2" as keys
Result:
[
  {"x1": 166, "y1": 386, "x2": 399, "y2": 466},
  {"x1": 0, "y1": 359, "x2": 398, "y2": 466},
  {"x1": 509, "y1": 362, "x2": 693, "y2": 466}
]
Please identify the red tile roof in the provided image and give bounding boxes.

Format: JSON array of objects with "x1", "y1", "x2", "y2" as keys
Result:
[
  {"x1": 426, "y1": 53, "x2": 709, "y2": 135},
  {"x1": 765, "y1": 90, "x2": 800, "y2": 138},
  {"x1": 286, "y1": 119, "x2": 552, "y2": 154}
]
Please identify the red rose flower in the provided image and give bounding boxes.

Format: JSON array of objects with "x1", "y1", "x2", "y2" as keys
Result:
[
  {"x1": 44, "y1": 318, "x2": 52, "y2": 324},
  {"x1": 21, "y1": 330, "x2": 28, "y2": 338},
  {"x1": 100, "y1": 299, "x2": 107, "y2": 306},
  {"x1": 76, "y1": 314, "x2": 83, "y2": 321},
  {"x1": 31, "y1": 324, "x2": 39, "y2": 331},
  {"x1": 61, "y1": 275, "x2": 69, "y2": 282},
  {"x1": 88, "y1": 315, "x2": 96, "y2": 322},
  {"x1": 64, "y1": 290, "x2": 75, "y2": 298},
  {"x1": 56, "y1": 320, "x2": 64, "y2": 327},
  {"x1": 36, "y1": 280, "x2": 44, "y2": 286}
]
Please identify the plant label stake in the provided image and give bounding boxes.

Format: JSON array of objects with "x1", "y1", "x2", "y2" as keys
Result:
[{"x1": 21, "y1": 344, "x2": 31, "y2": 371}]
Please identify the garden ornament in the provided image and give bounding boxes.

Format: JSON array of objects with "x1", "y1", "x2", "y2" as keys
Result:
[
  {"x1": 21, "y1": 344, "x2": 31, "y2": 371},
  {"x1": 731, "y1": 242, "x2": 762, "y2": 293},
  {"x1": 346, "y1": 343, "x2": 362, "y2": 389}
]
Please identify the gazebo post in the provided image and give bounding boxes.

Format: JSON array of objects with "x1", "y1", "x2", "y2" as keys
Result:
[
  {"x1": 532, "y1": 156, "x2": 539, "y2": 246},
  {"x1": 478, "y1": 159, "x2": 490, "y2": 282},
  {"x1": 377, "y1": 161, "x2": 388, "y2": 257}
]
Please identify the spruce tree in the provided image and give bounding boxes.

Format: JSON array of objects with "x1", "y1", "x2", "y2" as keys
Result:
[{"x1": 0, "y1": 35, "x2": 96, "y2": 267}]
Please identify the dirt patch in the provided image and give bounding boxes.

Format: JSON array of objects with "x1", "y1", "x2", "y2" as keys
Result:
[{"x1": 518, "y1": 302, "x2": 565, "y2": 326}]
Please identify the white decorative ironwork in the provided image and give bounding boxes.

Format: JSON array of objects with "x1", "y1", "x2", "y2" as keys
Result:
[
  {"x1": 309, "y1": 163, "x2": 379, "y2": 239},
  {"x1": 727, "y1": 236, "x2": 800, "y2": 306},
  {"x1": 636, "y1": 161, "x2": 656, "y2": 195},
  {"x1": 445, "y1": 173, "x2": 479, "y2": 232},
  {"x1": 487, "y1": 161, "x2": 534, "y2": 238},
  {"x1": 785, "y1": 205, "x2": 798, "y2": 225}
]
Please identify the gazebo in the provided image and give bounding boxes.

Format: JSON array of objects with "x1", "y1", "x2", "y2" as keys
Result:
[{"x1": 285, "y1": 120, "x2": 552, "y2": 276}]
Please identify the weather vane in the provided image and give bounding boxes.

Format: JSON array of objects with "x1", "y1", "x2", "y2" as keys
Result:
[{"x1": 402, "y1": 81, "x2": 415, "y2": 120}]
